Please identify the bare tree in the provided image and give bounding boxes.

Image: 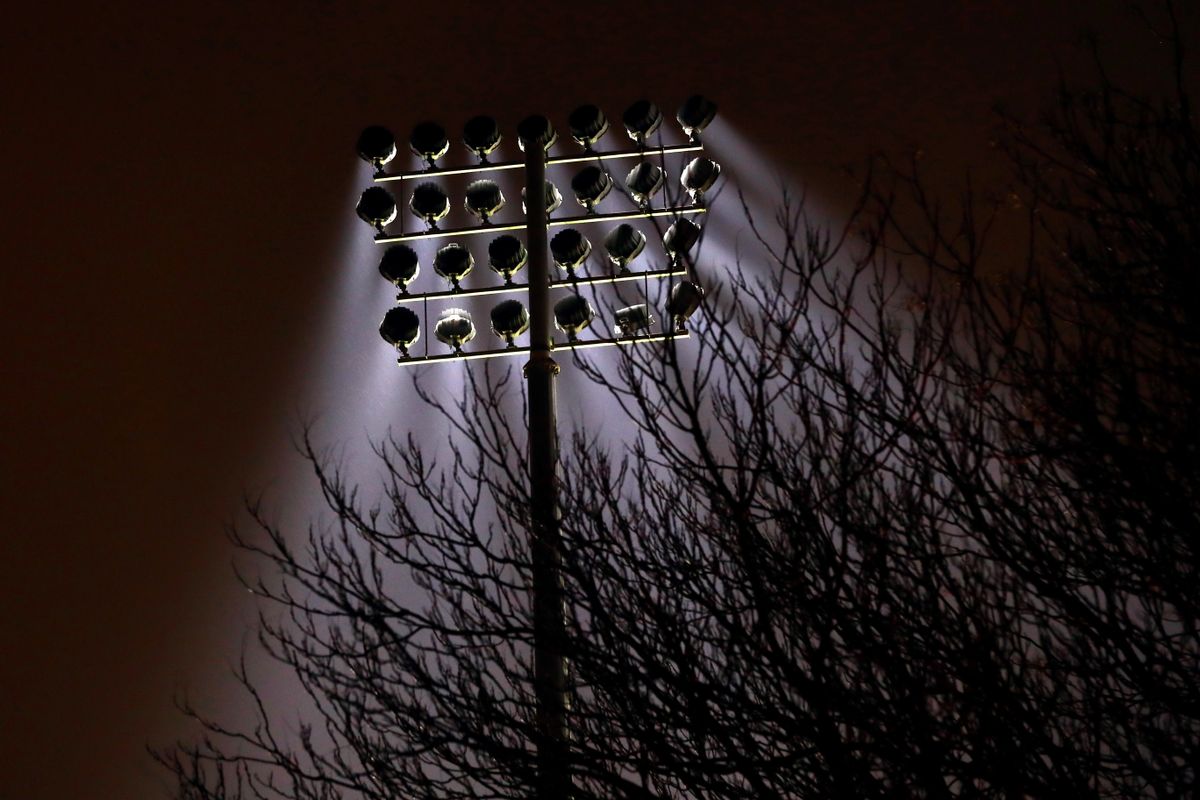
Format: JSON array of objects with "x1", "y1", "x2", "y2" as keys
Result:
[{"x1": 158, "y1": 13, "x2": 1199, "y2": 799}]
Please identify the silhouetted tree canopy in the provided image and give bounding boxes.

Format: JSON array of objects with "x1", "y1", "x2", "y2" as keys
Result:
[{"x1": 159, "y1": 11, "x2": 1199, "y2": 799}]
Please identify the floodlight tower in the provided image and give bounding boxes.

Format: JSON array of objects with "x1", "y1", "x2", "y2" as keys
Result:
[{"x1": 354, "y1": 96, "x2": 719, "y2": 800}]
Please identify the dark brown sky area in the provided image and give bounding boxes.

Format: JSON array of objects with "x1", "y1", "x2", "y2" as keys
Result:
[{"x1": 0, "y1": 2, "x2": 1184, "y2": 797}]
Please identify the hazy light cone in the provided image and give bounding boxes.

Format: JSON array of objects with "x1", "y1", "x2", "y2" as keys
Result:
[
  {"x1": 521, "y1": 180, "x2": 562, "y2": 214},
  {"x1": 465, "y1": 179, "x2": 505, "y2": 220},
  {"x1": 621, "y1": 99, "x2": 663, "y2": 144},
  {"x1": 434, "y1": 307, "x2": 476, "y2": 350},
  {"x1": 463, "y1": 115, "x2": 501, "y2": 159},
  {"x1": 379, "y1": 244, "x2": 420, "y2": 288},
  {"x1": 550, "y1": 228, "x2": 591, "y2": 271},
  {"x1": 614, "y1": 303, "x2": 654, "y2": 336},
  {"x1": 356, "y1": 186, "x2": 398, "y2": 228},
  {"x1": 488, "y1": 234, "x2": 528, "y2": 281},
  {"x1": 667, "y1": 280, "x2": 705, "y2": 331},
  {"x1": 681, "y1": 157, "x2": 722, "y2": 201},
  {"x1": 663, "y1": 217, "x2": 702, "y2": 258},
  {"x1": 410, "y1": 182, "x2": 450, "y2": 226},
  {"x1": 553, "y1": 294, "x2": 595, "y2": 337},
  {"x1": 603, "y1": 224, "x2": 646, "y2": 270},
  {"x1": 356, "y1": 126, "x2": 397, "y2": 170},
  {"x1": 409, "y1": 121, "x2": 449, "y2": 164},
  {"x1": 676, "y1": 95, "x2": 718, "y2": 138},
  {"x1": 517, "y1": 114, "x2": 557, "y2": 152},
  {"x1": 625, "y1": 162, "x2": 664, "y2": 205},
  {"x1": 568, "y1": 104, "x2": 609, "y2": 148},
  {"x1": 379, "y1": 306, "x2": 421, "y2": 349},
  {"x1": 490, "y1": 299, "x2": 530, "y2": 344},
  {"x1": 570, "y1": 166, "x2": 613, "y2": 209},
  {"x1": 433, "y1": 243, "x2": 474, "y2": 285}
]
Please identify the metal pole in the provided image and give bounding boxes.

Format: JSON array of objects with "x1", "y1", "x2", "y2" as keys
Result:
[{"x1": 524, "y1": 138, "x2": 571, "y2": 799}]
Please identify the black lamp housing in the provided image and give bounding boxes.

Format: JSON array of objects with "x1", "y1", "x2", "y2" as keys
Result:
[
  {"x1": 488, "y1": 234, "x2": 528, "y2": 285},
  {"x1": 380, "y1": 306, "x2": 421, "y2": 356},
  {"x1": 356, "y1": 186, "x2": 397, "y2": 232},
  {"x1": 378, "y1": 244, "x2": 420, "y2": 293},
  {"x1": 356, "y1": 126, "x2": 397, "y2": 175}
]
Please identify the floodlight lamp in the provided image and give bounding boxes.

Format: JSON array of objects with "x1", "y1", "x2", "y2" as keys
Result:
[
  {"x1": 553, "y1": 294, "x2": 595, "y2": 340},
  {"x1": 356, "y1": 186, "x2": 397, "y2": 232},
  {"x1": 568, "y1": 104, "x2": 609, "y2": 150},
  {"x1": 433, "y1": 242, "x2": 474, "y2": 289},
  {"x1": 667, "y1": 280, "x2": 705, "y2": 333},
  {"x1": 434, "y1": 307, "x2": 476, "y2": 353},
  {"x1": 488, "y1": 234, "x2": 528, "y2": 284},
  {"x1": 550, "y1": 228, "x2": 591, "y2": 276},
  {"x1": 490, "y1": 299, "x2": 530, "y2": 348},
  {"x1": 622, "y1": 100, "x2": 663, "y2": 146},
  {"x1": 410, "y1": 121, "x2": 449, "y2": 168},
  {"x1": 465, "y1": 179, "x2": 505, "y2": 223},
  {"x1": 614, "y1": 303, "x2": 655, "y2": 337},
  {"x1": 521, "y1": 180, "x2": 562, "y2": 215},
  {"x1": 356, "y1": 125, "x2": 397, "y2": 175},
  {"x1": 463, "y1": 115, "x2": 501, "y2": 162},
  {"x1": 676, "y1": 95, "x2": 718, "y2": 142},
  {"x1": 379, "y1": 306, "x2": 421, "y2": 357},
  {"x1": 663, "y1": 217, "x2": 701, "y2": 263},
  {"x1": 625, "y1": 162, "x2": 664, "y2": 208},
  {"x1": 681, "y1": 157, "x2": 722, "y2": 205},
  {"x1": 602, "y1": 224, "x2": 646, "y2": 273},
  {"x1": 410, "y1": 182, "x2": 450, "y2": 229},
  {"x1": 570, "y1": 165, "x2": 613, "y2": 212},
  {"x1": 517, "y1": 114, "x2": 558, "y2": 153},
  {"x1": 378, "y1": 244, "x2": 420, "y2": 293}
]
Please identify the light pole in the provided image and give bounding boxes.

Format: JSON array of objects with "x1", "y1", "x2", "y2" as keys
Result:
[{"x1": 355, "y1": 98, "x2": 719, "y2": 799}]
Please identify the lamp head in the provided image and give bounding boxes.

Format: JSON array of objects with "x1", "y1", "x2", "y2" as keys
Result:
[
  {"x1": 488, "y1": 234, "x2": 528, "y2": 284},
  {"x1": 356, "y1": 186, "x2": 397, "y2": 232},
  {"x1": 379, "y1": 306, "x2": 421, "y2": 356},
  {"x1": 378, "y1": 244, "x2": 420, "y2": 293},
  {"x1": 434, "y1": 307, "x2": 476, "y2": 353},
  {"x1": 410, "y1": 121, "x2": 449, "y2": 168},
  {"x1": 356, "y1": 126, "x2": 397, "y2": 175}
]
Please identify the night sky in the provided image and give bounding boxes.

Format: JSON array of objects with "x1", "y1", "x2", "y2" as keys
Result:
[{"x1": 1, "y1": 3, "x2": 1172, "y2": 797}]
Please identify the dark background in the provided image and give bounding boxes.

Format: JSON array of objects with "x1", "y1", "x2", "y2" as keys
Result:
[{"x1": 0, "y1": 3, "x2": 1175, "y2": 797}]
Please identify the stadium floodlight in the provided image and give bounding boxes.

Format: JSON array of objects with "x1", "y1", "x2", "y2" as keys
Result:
[
  {"x1": 553, "y1": 294, "x2": 595, "y2": 340},
  {"x1": 517, "y1": 114, "x2": 558, "y2": 153},
  {"x1": 676, "y1": 95, "x2": 718, "y2": 143},
  {"x1": 488, "y1": 234, "x2": 528, "y2": 285},
  {"x1": 663, "y1": 217, "x2": 701, "y2": 264},
  {"x1": 379, "y1": 306, "x2": 421, "y2": 357},
  {"x1": 621, "y1": 99, "x2": 663, "y2": 147},
  {"x1": 356, "y1": 186, "x2": 397, "y2": 232},
  {"x1": 550, "y1": 228, "x2": 591, "y2": 276},
  {"x1": 433, "y1": 242, "x2": 474, "y2": 289},
  {"x1": 624, "y1": 162, "x2": 664, "y2": 208},
  {"x1": 521, "y1": 180, "x2": 562, "y2": 215},
  {"x1": 570, "y1": 165, "x2": 613, "y2": 212},
  {"x1": 602, "y1": 224, "x2": 646, "y2": 274},
  {"x1": 378, "y1": 244, "x2": 420, "y2": 293},
  {"x1": 567, "y1": 104, "x2": 609, "y2": 151},
  {"x1": 410, "y1": 182, "x2": 450, "y2": 229},
  {"x1": 434, "y1": 307, "x2": 476, "y2": 353},
  {"x1": 465, "y1": 179, "x2": 505, "y2": 223},
  {"x1": 614, "y1": 304, "x2": 654, "y2": 337},
  {"x1": 681, "y1": 157, "x2": 722, "y2": 205},
  {"x1": 490, "y1": 299, "x2": 530, "y2": 347},
  {"x1": 356, "y1": 125, "x2": 397, "y2": 176},
  {"x1": 463, "y1": 115, "x2": 501, "y2": 162},
  {"x1": 666, "y1": 280, "x2": 705, "y2": 333},
  {"x1": 410, "y1": 121, "x2": 449, "y2": 168}
]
